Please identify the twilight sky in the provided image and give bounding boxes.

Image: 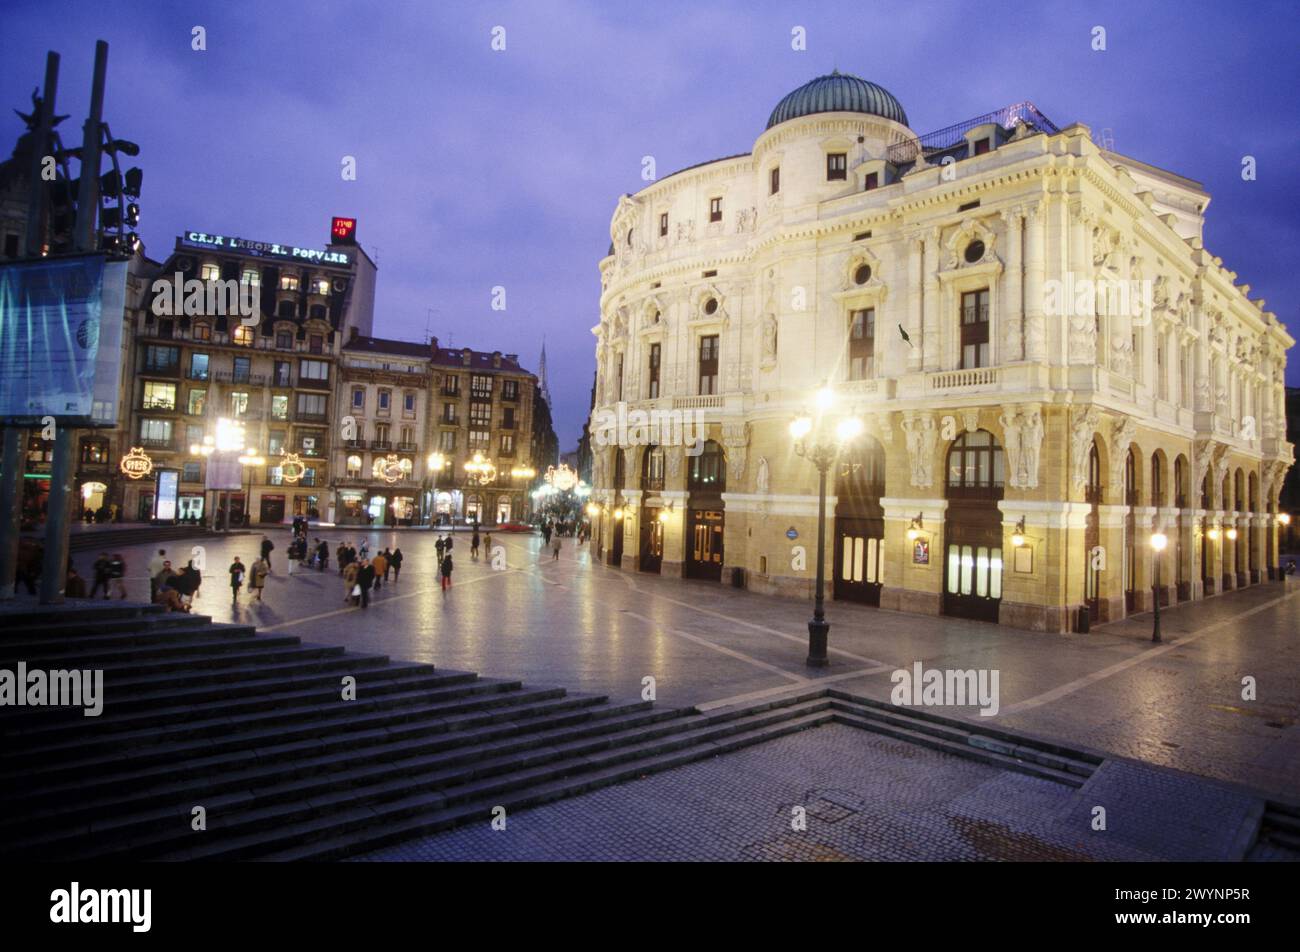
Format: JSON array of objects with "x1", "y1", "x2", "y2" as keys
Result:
[{"x1": 2, "y1": 0, "x2": 1298, "y2": 447}]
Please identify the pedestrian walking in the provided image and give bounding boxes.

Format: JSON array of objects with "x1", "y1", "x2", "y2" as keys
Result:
[
  {"x1": 357, "y1": 559, "x2": 375, "y2": 609},
  {"x1": 471, "y1": 529, "x2": 480, "y2": 561},
  {"x1": 176, "y1": 560, "x2": 202, "y2": 609},
  {"x1": 147, "y1": 548, "x2": 167, "y2": 602},
  {"x1": 390, "y1": 547, "x2": 403, "y2": 582},
  {"x1": 381, "y1": 547, "x2": 394, "y2": 581},
  {"x1": 440, "y1": 552, "x2": 454, "y2": 591},
  {"x1": 90, "y1": 552, "x2": 111, "y2": 600},
  {"x1": 229, "y1": 557, "x2": 245, "y2": 603},
  {"x1": 371, "y1": 551, "x2": 388, "y2": 591},
  {"x1": 317, "y1": 539, "x2": 330, "y2": 572},
  {"x1": 436, "y1": 536, "x2": 446, "y2": 562},
  {"x1": 337, "y1": 542, "x2": 347, "y2": 574},
  {"x1": 250, "y1": 557, "x2": 269, "y2": 601},
  {"x1": 483, "y1": 532, "x2": 493, "y2": 560},
  {"x1": 552, "y1": 534, "x2": 562, "y2": 561},
  {"x1": 343, "y1": 560, "x2": 360, "y2": 604},
  {"x1": 359, "y1": 539, "x2": 369, "y2": 559},
  {"x1": 108, "y1": 553, "x2": 127, "y2": 599},
  {"x1": 541, "y1": 523, "x2": 552, "y2": 546},
  {"x1": 260, "y1": 535, "x2": 275, "y2": 572}
]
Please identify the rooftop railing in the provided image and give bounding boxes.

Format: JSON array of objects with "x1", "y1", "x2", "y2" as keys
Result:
[{"x1": 886, "y1": 101, "x2": 1061, "y2": 166}]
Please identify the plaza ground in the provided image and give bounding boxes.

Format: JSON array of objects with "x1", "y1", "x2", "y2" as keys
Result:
[{"x1": 61, "y1": 524, "x2": 1300, "y2": 804}]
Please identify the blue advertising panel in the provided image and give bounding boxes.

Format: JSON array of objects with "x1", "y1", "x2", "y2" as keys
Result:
[
  {"x1": 155, "y1": 469, "x2": 179, "y2": 522},
  {"x1": 0, "y1": 254, "x2": 127, "y2": 426}
]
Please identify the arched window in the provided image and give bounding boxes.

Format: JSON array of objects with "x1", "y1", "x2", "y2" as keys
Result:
[
  {"x1": 1086, "y1": 441, "x2": 1103, "y2": 503},
  {"x1": 641, "y1": 445, "x2": 665, "y2": 491},
  {"x1": 1125, "y1": 449, "x2": 1138, "y2": 506},
  {"x1": 1174, "y1": 456, "x2": 1187, "y2": 508},
  {"x1": 945, "y1": 430, "x2": 1003, "y2": 498},
  {"x1": 688, "y1": 440, "x2": 726, "y2": 492},
  {"x1": 836, "y1": 438, "x2": 886, "y2": 499},
  {"x1": 1151, "y1": 453, "x2": 1164, "y2": 508}
]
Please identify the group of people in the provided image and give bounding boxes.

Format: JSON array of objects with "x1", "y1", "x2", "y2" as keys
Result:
[
  {"x1": 144, "y1": 548, "x2": 202, "y2": 612},
  {"x1": 434, "y1": 535, "x2": 457, "y2": 589},
  {"x1": 333, "y1": 540, "x2": 404, "y2": 608}
]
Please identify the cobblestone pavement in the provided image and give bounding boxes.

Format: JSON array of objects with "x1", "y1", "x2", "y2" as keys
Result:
[
  {"x1": 44, "y1": 525, "x2": 1300, "y2": 799},
  {"x1": 352, "y1": 724, "x2": 1169, "y2": 862}
]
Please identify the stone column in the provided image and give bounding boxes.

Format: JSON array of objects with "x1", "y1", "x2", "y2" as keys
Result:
[
  {"x1": 1001, "y1": 208, "x2": 1024, "y2": 363},
  {"x1": 922, "y1": 228, "x2": 941, "y2": 372},
  {"x1": 906, "y1": 234, "x2": 924, "y2": 372},
  {"x1": 1023, "y1": 203, "x2": 1047, "y2": 362},
  {"x1": 1067, "y1": 202, "x2": 1095, "y2": 366}
]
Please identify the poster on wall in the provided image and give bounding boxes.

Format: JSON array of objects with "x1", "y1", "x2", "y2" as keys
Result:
[
  {"x1": 154, "y1": 469, "x2": 179, "y2": 522},
  {"x1": 0, "y1": 254, "x2": 127, "y2": 426},
  {"x1": 912, "y1": 538, "x2": 930, "y2": 565}
]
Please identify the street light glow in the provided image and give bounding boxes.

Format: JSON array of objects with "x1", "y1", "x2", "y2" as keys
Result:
[
  {"x1": 789, "y1": 416, "x2": 812, "y2": 440},
  {"x1": 835, "y1": 417, "x2": 863, "y2": 442},
  {"x1": 1150, "y1": 532, "x2": 1168, "y2": 551},
  {"x1": 815, "y1": 386, "x2": 834, "y2": 411}
]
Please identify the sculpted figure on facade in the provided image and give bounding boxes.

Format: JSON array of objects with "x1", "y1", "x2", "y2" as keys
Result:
[
  {"x1": 1020, "y1": 406, "x2": 1044, "y2": 489},
  {"x1": 1070, "y1": 405, "x2": 1101, "y2": 492},
  {"x1": 1111, "y1": 415, "x2": 1137, "y2": 489},
  {"x1": 902, "y1": 412, "x2": 937, "y2": 488},
  {"x1": 999, "y1": 407, "x2": 1023, "y2": 489},
  {"x1": 761, "y1": 313, "x2": 778, "y2": 368},
  {"x1": 756, "y1": 457, "x2": 770, "y2": 495}
]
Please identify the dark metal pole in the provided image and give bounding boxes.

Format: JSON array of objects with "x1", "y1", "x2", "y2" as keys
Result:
[
  {"x1": 1151, "y1": 550, "x2": 1162, "y2": 643},
  {"x1": 24, "y1": 51, "x2": 60, "y2": 256},
  {"x1": 42, "y1": 41, "x2": 108, "y2": 604},
  {"x1": 806, "y1": 456, "x2": 830, "y2": 667},
  {"x1": 0, "y1": 429, "x2": 24, "y2": 600}
]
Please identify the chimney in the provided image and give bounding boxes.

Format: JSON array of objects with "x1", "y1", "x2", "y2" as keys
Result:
[
  {"x1": 429, "y1": 335, "x2": 440, "y2": 358},
  {"x1": 492, "y1": 351, "x2": 502, "y2": 368}
]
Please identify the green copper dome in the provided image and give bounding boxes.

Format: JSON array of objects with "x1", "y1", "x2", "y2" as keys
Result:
[{"x1": 766, "y1": 70, "x2": 909, "y2": 130}]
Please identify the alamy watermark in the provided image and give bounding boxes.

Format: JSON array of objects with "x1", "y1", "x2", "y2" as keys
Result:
[
  {"x1": 1044, "y1": 274, "x2": 1155, "y2": 326},
  {"x1": 0, "y1": 663, "x2": 103, "y2": 716},
  {"x1": 891, "y1": 662, "x2": 1000, "y2": 717},
  {"x1": 150, "y1": 271, "x2": 258, "y2": 324},
  {"x1": 591, "y1": 401, "x2": 705, "y2": 455}
]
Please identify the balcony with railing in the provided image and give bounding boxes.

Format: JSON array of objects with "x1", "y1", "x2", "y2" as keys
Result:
[
  {"x1": 371, "y1": 440, "x2": 393, "y2": 451},
  {"x1": 137, "y1": 436, "x2": 176, "y2": 452},
  {"x1": 396, "y1": 442, "x2": 419, "y2": 453},
  {"x1": 294, "y1": 411, "x2": 329, "y2": 424}
]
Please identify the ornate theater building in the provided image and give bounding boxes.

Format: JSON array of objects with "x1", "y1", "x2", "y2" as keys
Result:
[{"x1": 587, "y1": 71, "x2": 1295, "y2": 631}]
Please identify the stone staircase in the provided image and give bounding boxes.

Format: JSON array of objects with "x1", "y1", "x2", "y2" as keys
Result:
[{"x1": 0, "y1": 603, "x2": 834, "y2": 861}]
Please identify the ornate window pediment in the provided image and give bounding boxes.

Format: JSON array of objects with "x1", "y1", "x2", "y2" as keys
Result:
[
  {"x1": 943, "y1": 219, "x2": 1000, "y2": 271},
  {"x1": 690, "y1": 283, "x2": 728, "y2": 324},
  {"x1": 839, "y1": 245, "x2": 887, "y2": 297}
]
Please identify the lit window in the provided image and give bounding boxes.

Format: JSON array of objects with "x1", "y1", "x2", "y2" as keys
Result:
[
  {"x1": 280, "y1": 274, "x2": 300, "y2": 291},
  {"x1": 192, "y1": 323, "x2": 211, "y2": 341},
  {"x1": 200, "y1": 262, "x2": 221, "y2": 281},
  {"x1": 241, "y1": 268, "x2": 260, "y2": 287},
  {"x1": 233, "y1": 325, "x2": 254, "y2": 346},
  {"x1": 142, "y1": 381, "x2": 176, "y2": 410},
  {"x1": 317, "y1": 279, "x2": 331, "y2": 295}
]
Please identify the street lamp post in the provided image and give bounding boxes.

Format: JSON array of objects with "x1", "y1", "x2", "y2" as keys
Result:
[
  {"x1": 238, "y1": 452, "x2": 265, "y2": 528},
  {"x1": 426, "y1": 452, "x2": 447, "y2": 527},
  {"x1": 1150, "y1": 530, "x2": 1167, "y2": 643},
  {"x1": 790, "y1": 387, "x2": 863, "y2": 668}
]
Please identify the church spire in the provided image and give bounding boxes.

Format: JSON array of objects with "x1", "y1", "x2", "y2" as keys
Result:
[{"x1": 537, "y1": 338, "x2": 552, "y2": 406}]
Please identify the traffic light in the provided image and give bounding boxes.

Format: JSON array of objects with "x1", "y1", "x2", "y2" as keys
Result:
[{"x1": 123, "y1": 167, "x2": 142, "y2": 197}]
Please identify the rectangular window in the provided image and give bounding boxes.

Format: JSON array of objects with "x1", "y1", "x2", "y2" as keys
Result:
[
  {"x1": 187, "y1": 425, "x2": 204, "y2": 447},
  {"x1": 863, "y1": 171, "x2": 879, "y2": 191},
  {"x1": 188, "y1": 353, "x2": 209, "y2": 381},
  {"x1": 139, "y1": 418, "x2": 173, "y2": 443},
  {"x1": 309, "y1": 334, "x2": 324, "y2": 355},
  {"x1": 183, "y1": 461, "x2": 201, "y2": 483},
  {"x1": 471, "y1": 374, "x2": 492, "y2": 399},
  {"x1": 142, "y1": 381, "x2": 176, "y2": 410},
  {"x1": 469, "y1": 402, "x2": 491, "y2": 427},
  {"x1": 352, "y1": 388, "x2": 365, "y2": 409},
  {"x1": 502, "y1": 407, "x2": 516, "y2": 430},
  {"x1": 200, "y1": 263, "x2": 221, "y2": 282},
  {"x1": 271, "y1": 395, "x2": 288, "y2": 420},
  {"x1": 404, "y1": 392, "x2": 416, "y2": 413},
  {"x1": 192, "y1": 322, "x2": 211, "y2": 341},
  {"x1": 849, "y1": 309, "x2": 875, "y2": 380},
  {"x1": 276, "y1": 331, "x2": 292, "y2": 350},
  {"x1": 439, "y1": 430, "x2": 456, "y2": 452},
  {"x1": 827, "y1": 153, "x2": 847, "y2": 180},
  {"x1": 241, "y1": 268, "x2": 260, "y2": 287},
  {"x1": 268, "y1": 430, "x2": 286, "y2": 456},
  {"x1": 960, "y1": 289, "x2": 990, "y2": 369},
  {"x1": 442, "y1": 403, "x2": 458, "y2": 424},
  {"x1": 229, "y1": 391, "x2": 249, "y2": 416},
  {"x1": 273, "y1": 361, "x2": 291, "y2": 387},
  {"x1": 280, "y1": 274, "x2": 300, "y2": 291},
  {"x1": 299, "y1": 359, "x2": 329, "y2": 384},
  {"x1": 698, "y1": 335, "x2": 719, "y2": 395},
  {"x1": 709, "y1": 197, "x2": 722, "y2": 223},
  {"x1": 80, "y1": 441, "x2": 108, "y2": 464},
  {"x1": 973, "y1": 138, "x2": 991, "y2": 155},
  {"x1": 442, "y1": 375, "x2": 459, "y2": 396},
  {"x1": 233, "y1": 325, "x2": 254, "y2": 346},
  {"x1": 659, "y1": 212, "x2": 669, "y2": 237},
  {"x1": 500, "y1": 434, "x2": 515, "y2": 456},
  {"x1": 378, "y1": 389, "x2": 391, "y2": 412},
  {"x1": 186, "y1": 388, "x2": 207, "y2": 416},
  {"x1": 770, "y1": 166, "x2": 780, "y2": 194},
  {"x1": 615, "y1": 354, "x2": 624, "y2": 400},
  {"x1": 502, "y1": 380, "x2": 518, "y2": 400},
  {"x1": 232, "y1": 356, "x2": 251, "y2": 382},
  {"x1": 144, "y1": 345, "x2": 179, "y2": 373},
  {"x1": 296, "y1": 393, "x2": 327, "y2": 417},
  {"x1": 469, "y1": 430, "x2": 490, "y2": 452},
  {"x1": 648, "y1": 343, "x2": 661, "y2": 398}
]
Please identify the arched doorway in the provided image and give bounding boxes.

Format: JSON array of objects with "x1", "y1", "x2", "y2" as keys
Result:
[
  {"x1": 609, "y1": 449, "x2": 626, "y2": 567},
  {"x1": 1124, "y1": 447, "x2": 1139, "y2": 612},
  {"x1": 1084, "y1": 440, "x2": 1103, "y2": 618},
  {"x1": 685, "y1": 440, "x2": 725, "y2": 581},
  {"x1": 1151, "y1": 451, "x2": 1168, "y2": 607},
  {"x1": 1173, "y1": 455, "x2": 1189, "y2": 600},
  {"x1": 638, "y1": 445, "x2": 665, "y2": 574},
  {"x1": 833, "y1": 437, "x2": 885, "y2": 605},
  {"x1": 942, "y1": 430, "x2": 1004, "y2": 622},
  {"x1": 1201, "y1": 472, "x2": 1213, "y2": 593},
  {"x1": 1248, "y1": 472, "x2": 1259, "y2": 583}
]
